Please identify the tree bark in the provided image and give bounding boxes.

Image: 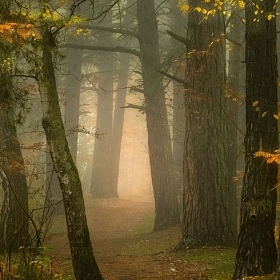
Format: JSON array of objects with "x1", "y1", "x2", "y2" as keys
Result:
[
  {"x1": 0, "y1": 37, "x2": 29, "y2": 252},
  {"x1": 178, "y1": 0, "x2": 237, "y2": 248},
  {"x1": 137, "y1": 0, "x2": 180, "y2": 231},
  {"x1": 36, "y1": 25, "x2": 103, "y2": 280},
  {"x1": 0, "y1": 92, "x2": 30, "y2": 253},
  {"x1": 233, "y1": 0, "x2": 278, "y2": 278}
]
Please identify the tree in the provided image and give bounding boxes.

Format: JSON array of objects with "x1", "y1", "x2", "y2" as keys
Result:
[
  {"x1": 0, "y1": 74, "x2": 30, "y2": 253},
  {"x1": 233, "y1": 0, "x2": 278, "y2": 278},
  {"x1": 169, "y1": 0, "x2": 186, "y2": 210},
  {"x1": 72, "y1": 0, "x2": 181, "y2": 229},
  {"x1": 177, "y1": 0, "x2": 237, "y2": 248},
  {"x1": 137, "y1": 0, "x2": 181, "y2": 231},
  {"x1": 0, "y1": 3, "x2": 30, "y2": 254},
  {"x1": 90, "y1": 0, "x2": 115, "y2": 197},
  {"x1": 109, "y1": 0, "x2": 135, "y2": 197},
  {"x1": 36, "y1": 26, "x2": 103, "y2": 280},
  {"x1": 34, "y1": 3, "x2": 103, "y2": 279}
]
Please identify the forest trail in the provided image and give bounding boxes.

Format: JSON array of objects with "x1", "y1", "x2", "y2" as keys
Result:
[{"x1": 46, "y1": 197, "x2": 208, "y2": 279}]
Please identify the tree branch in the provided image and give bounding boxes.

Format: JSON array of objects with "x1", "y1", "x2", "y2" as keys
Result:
[
  {"x1": 166, "y1": 30, "x2": 189, "y2": 45},
  {"x1": 155, "y1": 69, "x2": 187, "y2": 85},
  {"x1": 120, "y1": 103, "x2": 145, "y2": 111},
  {"x1": 80, "y1": 24, "x2": 139, "y2": 39},
  {"x1": 61, "y1": 43, "x2": 140, "y2": 57},
  {"x1": 225, "y1": 34, "x2": 243, "y2": 48},
  {"x1": 130, "y1": 86, "x2": 145, "y2": 94}
]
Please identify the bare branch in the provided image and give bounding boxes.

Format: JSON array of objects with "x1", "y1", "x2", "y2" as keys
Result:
[
  {"x1": 155, "y1": 69, "x2": 187, "y2": 85},
  {"x1": 130, "y1": 86, "x2": 145, "y2": 94},
  {"x1": 225, "y1": 35, "x2": 243, "y2": 48},
  {"x1": 90, "y1": 0, "x2": 120, "y2": 22},
  {"x1": 61, "y1": 43, "x2": 140, "y2": 57},
  {"x1": 120, "y1": 103, "x2": 145, "y2": 111},
  {"x1": 166, "y1": 30, "x2": 189, "y2": 45},
  {"x1": 80, "y1": 24, "x2": 139, "y2": 39}
]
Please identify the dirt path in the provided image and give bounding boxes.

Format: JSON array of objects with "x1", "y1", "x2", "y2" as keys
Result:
[{"x1": 46, "y1": 198, "x2": 208, "y2": 279}]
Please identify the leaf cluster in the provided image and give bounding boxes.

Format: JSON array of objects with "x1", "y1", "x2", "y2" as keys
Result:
[{"x1": 254, "y1": 151, "x2": 280, "y2": 164}]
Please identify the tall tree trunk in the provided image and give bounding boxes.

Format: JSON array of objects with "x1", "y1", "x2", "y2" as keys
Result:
[
  {"x1": 109, "y1": 0, "x2": 134, "y2": 193},
  {"x1": 36, "y1": 24, "x2": 103, "y2": 280},
  {"x1": 169, "y1": 0, "x2": 186, "y2": 213},
  {"x1": 90, "y1": 1, "x2": 115, "y2": 197},
  {"x1": 110, "y1": 53, "x2": 130, "y2": 191},
  {"x1": 233, "y1": 0, "x2": 278, "y2": 278},
  {"x1": 137, "y1": 0, "x2": 180, "y2": 231},
  {"x1": 0, "y1": 91, "x2": 30, "y2": 253},
  {"x1": 178, "y1": 0, "x2": 237, "y2": 248},
  {"x1": 0, "y1": 31, "x2": 29, "y2": 252},
  {"x1": 226, "y1": 5, "x2": 243, "y2": 231}
]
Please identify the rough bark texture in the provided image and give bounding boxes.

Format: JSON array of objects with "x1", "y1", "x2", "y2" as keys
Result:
[
  {"x1": 137, "y1": 0, "x2": 180, "y2": 231},
  {"x1": 179, "y1": 0, "x2": 237, "y2": 247},
  {"x1": 0, "y1": 92, "x2": 30, "y2": 253},
  {"x1": 233, "y1": 0, "x2": 278, "y2": 278},
  {"x1": 37, "y1": 26, "x2": 103, "y2": 280},
  {"x1": 0, "y1": 38, "x2": 29, "y2": 252}
]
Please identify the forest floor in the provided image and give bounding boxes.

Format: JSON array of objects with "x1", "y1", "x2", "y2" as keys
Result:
[{"x1": 46, "y1": 197, "x2": 237, "y2": 280}]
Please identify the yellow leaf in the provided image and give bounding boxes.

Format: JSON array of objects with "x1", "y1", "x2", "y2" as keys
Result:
[
  {"x1": 267, "y1": 14, "x2": 275, "y2": 20},
  {"x1": 252, "y1": 101, "x2": 259, "y2": 107},
  {"x1": 207, "y1": 9, "x2": 216, "y2": 15},
  {"x1": 195, "y1": 7, "x2": 202, "y2": 12},
  {"x1": 238, "y1": 0, "x2": 245, "y2": 8},
  {"x1": 52, "y1": 12, "x2": 59, "y2": 21},
  {"x1": 273, "y1": 114, "x2": 279, "y2": 120},
  {"x1": 202, "y1": 8, "x2": 207, "y2": 14},
  {"x1": 261, "y1": 112, "x2": 267, "y2": 117},
  {"x1": 180, "y1": 4, "x2": 190, "y2": 12}
]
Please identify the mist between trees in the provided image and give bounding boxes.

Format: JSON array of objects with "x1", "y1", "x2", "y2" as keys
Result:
[{"x1": 0, "y1": 0, "x2": 279, "y2": 279}]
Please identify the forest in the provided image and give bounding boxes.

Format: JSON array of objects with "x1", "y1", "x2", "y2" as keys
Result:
[{"x1": 0, "y1": 0, "x2": 279, "y2": 279}]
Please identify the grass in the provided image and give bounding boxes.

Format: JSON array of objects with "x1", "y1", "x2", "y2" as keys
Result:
[
  {"x1": 113, "y1": 212, "x2": 238, "y2": 279},
  {"x1": 178, "y1": 247, "x2": 236, "y2": 280}
]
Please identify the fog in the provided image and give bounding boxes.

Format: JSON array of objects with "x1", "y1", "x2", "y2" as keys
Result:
[{"x1": 76, "y1": 87, "x2": 153, "y2": 199}]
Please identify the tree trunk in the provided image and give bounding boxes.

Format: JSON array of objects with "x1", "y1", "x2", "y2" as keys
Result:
[
  {"x1": 110, "y1": 53, "x2": 130, "y2": 191},
  {"x1": 137, "y1": 0, "x2": 180, "y2": 231},
  {"x1": 0, "y1": 0, "x2": 30, "y2": 254},
  {"x1": 233, "y1": 0, "x2": 278, "y2": 278},
  {"x1": 169, "y1": 0, "x2": 186, "y2": 214},
  {"x1": 178, "y1": 0, "x2": 237, "y2": 248},
  {"x1": 109, "y1": 0, "x2": 134, "y2": 193},
  {"x1": 227, "y1": 5, "x2": 243, "y2": 230},
  {"x1": 90, "y1": 1, "x2": 115, "y2": 197},
  {"x1": 0, "y1": 93, "x2": 30, "y2": 253},
  {"x1": 36, "y1": 25, "x2": 103, "y2": 280}
]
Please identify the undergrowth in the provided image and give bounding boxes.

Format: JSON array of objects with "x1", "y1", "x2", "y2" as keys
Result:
[{"x1": 0, "y1": 246, "x2": 73, "y2": 280}]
